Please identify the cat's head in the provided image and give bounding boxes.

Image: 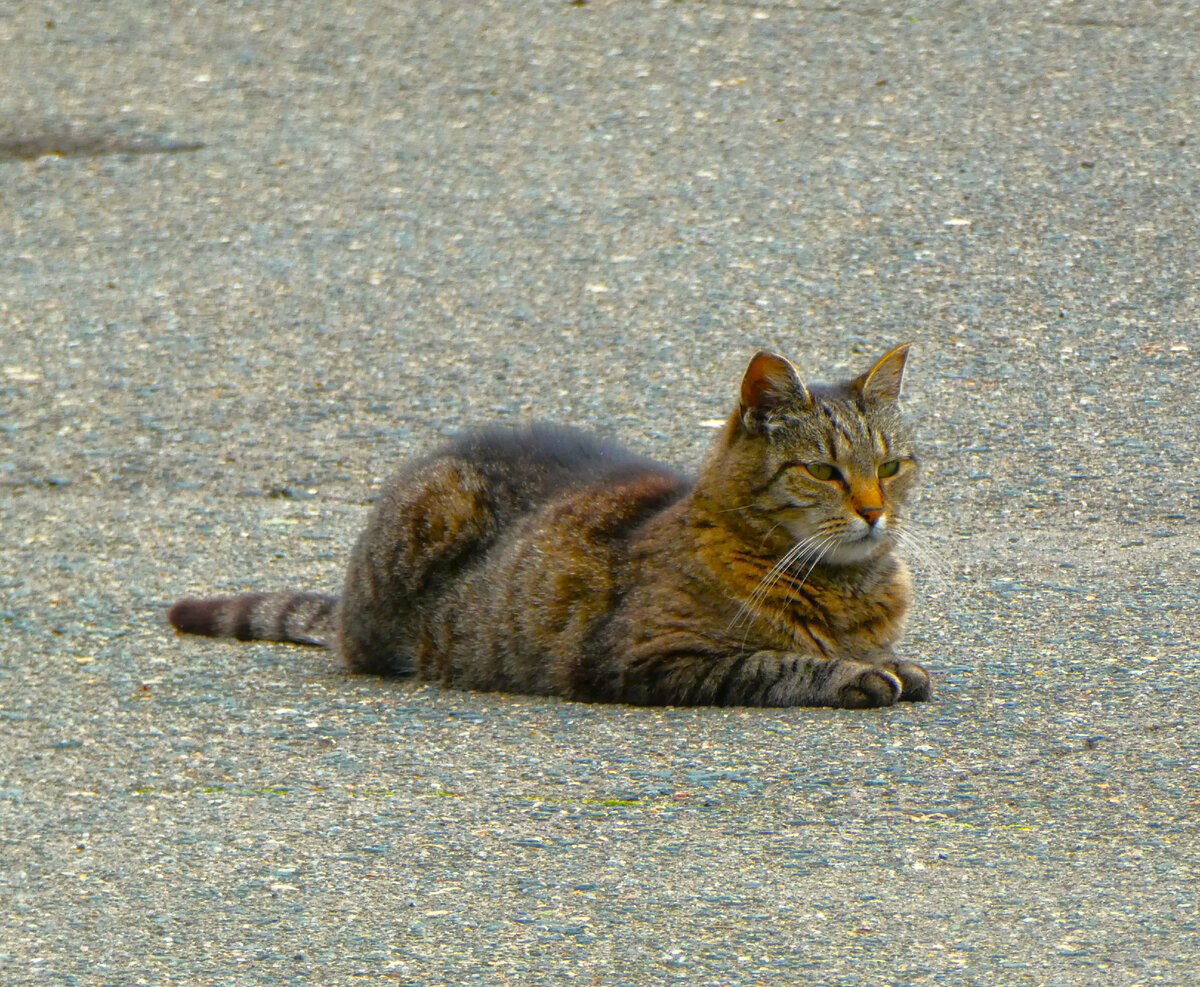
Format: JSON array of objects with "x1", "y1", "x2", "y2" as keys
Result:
[{"x1": 702, "y1": 345, "x2": 919, "y2": 567}]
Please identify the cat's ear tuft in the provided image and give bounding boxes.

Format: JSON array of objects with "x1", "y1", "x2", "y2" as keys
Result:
[
  {"x1": 854, "y1": 343, "x2": 910, "y2": 404},
  {"x1": 739, "y1": 351, "x2": 810, "y2": 433}
]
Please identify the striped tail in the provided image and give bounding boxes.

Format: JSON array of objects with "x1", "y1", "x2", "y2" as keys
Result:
[{"x1": 167, "y1": 590, "x2": 338, "y2": 647}]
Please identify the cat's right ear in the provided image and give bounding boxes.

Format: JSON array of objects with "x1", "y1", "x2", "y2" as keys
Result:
[{"x1": 739, "y1": 352, "x2": 810, "y2": 434}]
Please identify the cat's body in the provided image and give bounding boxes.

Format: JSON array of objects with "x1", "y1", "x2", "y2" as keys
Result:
[{"x1": 169, "y1": 346, "x2": 932, "y2": 708}]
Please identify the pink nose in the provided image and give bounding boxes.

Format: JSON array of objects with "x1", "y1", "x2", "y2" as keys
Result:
[{"x1": 857, "y1": 504, "x2": 883, "y2": 526}]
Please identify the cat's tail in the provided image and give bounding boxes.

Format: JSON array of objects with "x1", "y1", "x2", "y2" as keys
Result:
[{"x1": 167, "y1": 590, "x2": 338, "y2": 647}]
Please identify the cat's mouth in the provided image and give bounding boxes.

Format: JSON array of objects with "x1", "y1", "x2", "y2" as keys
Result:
[{"x1": 855, "y1": 521, "x2": 888, "y2": 542}]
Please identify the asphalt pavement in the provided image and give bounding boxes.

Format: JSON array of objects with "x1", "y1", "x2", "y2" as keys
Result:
[{"x1": 2, "y1": 2, "x2": 1198, "y2": 984}]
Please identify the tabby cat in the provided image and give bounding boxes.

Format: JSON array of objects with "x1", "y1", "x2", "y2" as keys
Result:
[{"x1": 169, "y1": 346, "x2": 931, "y2": 708}]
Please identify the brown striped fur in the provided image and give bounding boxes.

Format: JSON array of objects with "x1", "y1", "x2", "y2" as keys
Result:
[{"x1": 168, "y1": 346, "x2": 931, "y2": 708}]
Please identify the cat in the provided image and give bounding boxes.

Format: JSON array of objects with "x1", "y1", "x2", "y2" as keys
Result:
[{"x1": 168, "y1": 345, "x2": 932, "y2": 709}]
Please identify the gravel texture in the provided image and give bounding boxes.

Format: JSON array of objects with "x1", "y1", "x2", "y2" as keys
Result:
[{"x1": 2, "y1": 1, "x2": 1198, "y2": 985}]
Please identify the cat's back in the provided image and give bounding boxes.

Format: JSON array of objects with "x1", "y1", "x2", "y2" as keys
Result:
[
  {"x1": 409, "y1": 423, "x2": 684, "y2": 509},
  {"x1": 353, "y1": 423, "x2": 690, "y2": 603}
]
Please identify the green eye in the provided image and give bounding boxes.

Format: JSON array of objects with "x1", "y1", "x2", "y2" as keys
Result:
[
  {"x1": 805, "y1": 462, "x2": 838, "y2": 481},
  {"x1": 878, "y1": 460, "x2": 901, "y2": 478}
]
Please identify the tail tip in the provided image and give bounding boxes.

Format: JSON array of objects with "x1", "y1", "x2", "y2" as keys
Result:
[{"x1": 167, "y1": 597, "x2": 218, "y2": 636}]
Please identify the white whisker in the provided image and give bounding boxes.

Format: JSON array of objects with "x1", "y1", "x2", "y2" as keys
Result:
[
  {"x1": 793, "y1": 529, "x2": 842, "y2": 588},
  {"x1": 727, "y1": 528, "x2": 844, "y2": 653},
  {"x1": 892, "y1": 525, "x2": 955, "y2": 596},
  {"x1": 727, "y1": 533, "x2": 824, "y2": 636},
  {"x1": 715, "y1": 501, "x2": 768, "y2": 515}
]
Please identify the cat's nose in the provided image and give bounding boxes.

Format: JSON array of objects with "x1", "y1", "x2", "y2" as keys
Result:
[{"x1": 857, "y1": 504, "x2": 884, "y2": 527}]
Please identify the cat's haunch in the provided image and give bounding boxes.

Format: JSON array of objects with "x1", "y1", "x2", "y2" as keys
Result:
[{"x1": 168, "y1": 346, "x2": 932, "y2": 708}]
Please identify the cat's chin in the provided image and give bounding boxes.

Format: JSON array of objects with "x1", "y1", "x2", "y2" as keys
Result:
[{"x1": 825, "y1": 537, "x2": 893, "y2": 566}]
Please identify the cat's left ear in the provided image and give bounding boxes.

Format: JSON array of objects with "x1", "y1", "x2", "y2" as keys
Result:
[{"x1": 853, "y1": 343, "x2": 911, "y2": 404}]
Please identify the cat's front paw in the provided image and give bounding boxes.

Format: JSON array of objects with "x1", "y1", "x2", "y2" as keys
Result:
[
  {"x1": 837, "y1": 666, "x2": 902, "y2": 709},
  {"x1": 888, "y1": 660, "x2": 932, "y2": 702}
]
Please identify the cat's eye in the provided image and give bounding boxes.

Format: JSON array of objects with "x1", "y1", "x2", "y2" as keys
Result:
[
  {"x1": 878, "y1": 460, "x2": 902, "y2": 478},
  {"x1": 804, "y1": 462, "x2": 839, "y2": 482}
]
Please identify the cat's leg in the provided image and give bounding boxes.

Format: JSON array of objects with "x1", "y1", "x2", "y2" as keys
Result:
[{"x1": 631, "y1": 650, "x2": 904, "y2": 709}]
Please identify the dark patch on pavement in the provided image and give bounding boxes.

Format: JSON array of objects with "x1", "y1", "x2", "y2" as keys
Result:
[{"x1": 0, "y1": 129, "x2": 204, "y2": 162}]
